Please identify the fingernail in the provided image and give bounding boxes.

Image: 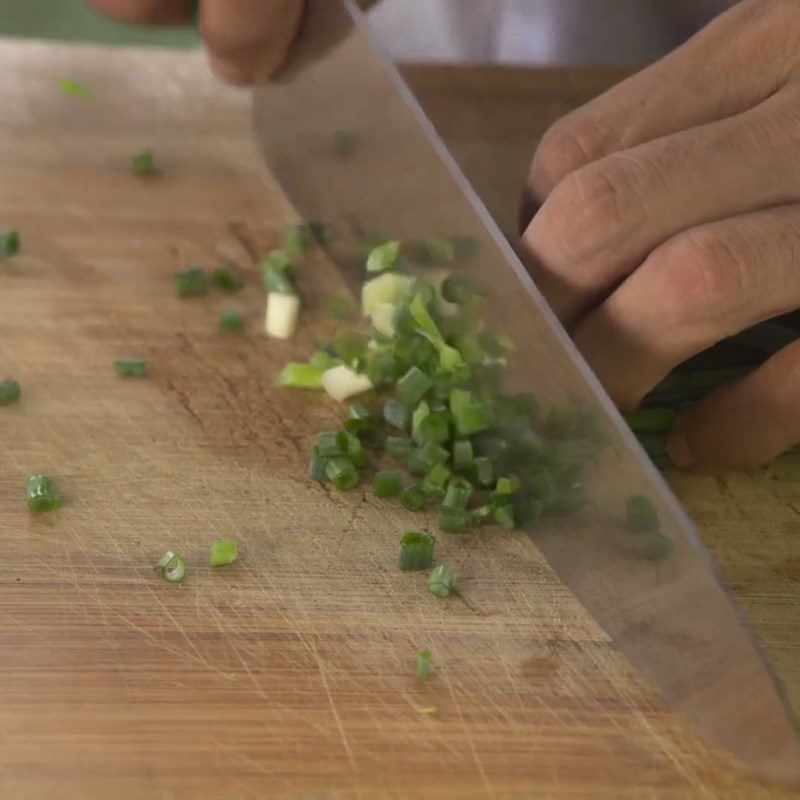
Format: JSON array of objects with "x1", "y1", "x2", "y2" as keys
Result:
[{"x1": 666, "y1": 427, "x2": 694, "y2": 469}]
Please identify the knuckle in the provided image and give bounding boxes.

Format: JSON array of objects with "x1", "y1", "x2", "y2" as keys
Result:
[
  {"x1": 653, "y1": 228, "x2": 754, "y2": 325},
  {"x1": 530, "y1": 114, "x2": 611, "y2": 201}
]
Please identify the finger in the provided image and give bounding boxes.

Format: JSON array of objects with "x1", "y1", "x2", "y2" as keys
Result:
[
  {"x1": 666, "y1": 338, "x2": 800, "y2": 471},
  {"x1": 572, "y1": 205, "x2": 800, "y2": 409},
  {"x1": 526, "y1": 0, "x2": 800, "y2": 206},
  {"x1": 200, "y1": 0, "x2": 305, "y2": 85},
  {"x1": 88, "y1": 0, "x2": 193, "y2": 25},
  {"x1": 523, "y1": 82, "x2": 800, "y2": 326}
]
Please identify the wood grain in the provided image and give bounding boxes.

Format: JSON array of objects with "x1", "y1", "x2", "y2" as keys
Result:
[{"x1": 0, "y1": 43, "x2": 796, "y2": 799}]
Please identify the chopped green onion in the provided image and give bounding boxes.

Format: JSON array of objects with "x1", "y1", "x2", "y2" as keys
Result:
[
  {"x1": 344, "y1": 404, "x2": 375, "y2": 435},
  {"x1": 384, "y1": 398, "x2": 411, "y2": 431},
  {"x1": 333, "y1": 129, "x2": 362, "y2": 157},
  {"x1": 439, "y1": 509, "x2": 468, "y2": 533},
  {"x1": 322, "y1": 365, "x2": 373, "y2": 402},
  {"x1": 174, "y1": 266, "x2": 208, "y2": 297},
  {"x1": 374, "y1": 470, "x2": 403, "y2": 499},
  {"x1": 211, "y1": 267, "x2": 243, "y2": 292},
  {"x1": 209, "y1": 539, "x2": 238, "y2": 567},
  {"x1": 387, "y1": 436, "x2": 413, "y2": 458},
  {"x1": 417, "y1": 440, "x2": 450, "y2": 469},
  {"x1": 401, "y1": 484, "x2": 427, "y2": 511},
  {"x1": 626, "y1": 494, "x2": 659, "y2": 533},
  {"x1": 449, "y1": 388, "x2": 471, "y2": 418},
  {"x1": 265, "y1": 291, "x2": 301, "y2": 339},
  {"x1": 366, "y1": 240, "x2": 402, "y2": 274},
  {"x1": 323, "y1": 295, "x2": 354, "y2": 320},
  {"x1": 333, "y1": 331, "x2": 368, "y2": 366},
  {"x1": 454, "y1": 402, "x2": 490, "y2": 436},
  {"x1": 259, "y1": 250, "x2": 295, "y2": 292},
  {"x1": 318, "y1": 430, "x2": 349, "y2": 457},
  {"x1": 60, "y1": 78, "x2": 90, "y2": 97},
  {"x1": 398, "y1": 366, "x2": 433, "y2": 407},
  {"x1": 419, "y1": 237, "x2": 455, "y2": 264},
  {"x1": 419, "y1": 412, "x2": 450, "y2": 445},
  {"x1": 416, "y1": 649, "x2": 434, "y2": 682},
  {"x1": 398, "y1": 531, "x2": 436, "y2": 571},
  {"x1": 0, "y1": 230, "x2": 20, "y2": 259},
  {"x1": 278, "y1": 362, "x2": 325, "y2": 389},
  {"x1": 411, "y1": 400, "x2": 431, "y2": 442},
  {"x1": 428, "y1": 564, "x2": 456, "y2": 598},
  {"x1": 495, "y1": 475, "x2": 521, "y2": 496},
  {"x1": 345, "y1": 430, "x2": 367, "y2": 468},
  {"x1": 642, "y1": 532, "x2": 675, "y2": 560},
  {"x1": 219, "y1": 309, "x2": 244, "y2": 331},
  {"x1": 470, "y1": 504, "x2": 493, "y2": 524},
  {"x1": 442, "y1": 478, "x2": 473, "y2": 511},
  {"x1": 114, "y1": 358, "x2": 147, "y2": 377},
  {"x1": 0, "y1": 379, "x2": 21, "y2": 405},
  {"x1": 27, "y1": 474, "x2": 60, "y2": 512},
  {"x1": 422, "y1": 464, "x2": 451, "y2": 499},
  {"x1": 157, "y1": 550, "x2": 187, "y2": 583},
  {"x1": 325, "y1": 457, "x2": 360, "y2": 491},
  {"x1": 310, "y1": 348, "x2": 340, "y2": 371},
  {"x1": 453, "y1": 440, "x2": 473, "y2": 470},
  {"x1": 309, "y1": 448, "x2": 329, "y2": 482},
  {"x1": 132, "y1": 148, "x2": 156, "y2": 175},
  {"x1": 492, "y1": 504, "x2": 515, "y2": 531},
  {"x1": 285, "y1": 224, "x2": 314, "y2": 257}
]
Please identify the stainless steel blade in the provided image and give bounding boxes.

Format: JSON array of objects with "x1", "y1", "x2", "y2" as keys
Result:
[{"x1": 254, "y1": 0, "x2": 800, "y2": 785}]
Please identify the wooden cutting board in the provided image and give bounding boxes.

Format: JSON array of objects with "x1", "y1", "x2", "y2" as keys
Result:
[{"x1": 0, "y1": 42, "x2": 796, "y2": 800}]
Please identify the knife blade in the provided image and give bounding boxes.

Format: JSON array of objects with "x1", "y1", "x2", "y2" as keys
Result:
[{"x1": 254, "y1": 0, "x2": 800, "y2": 785}]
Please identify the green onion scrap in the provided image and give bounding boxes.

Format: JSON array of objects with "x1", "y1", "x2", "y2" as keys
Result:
[
  {"x1": 428, "y1": 564, "x2": 456, "y2": 598},
  {"x1": 416, "y1": 649, "x2": 434, "y2": 682},
  {"x1": 0, "y1": 230, "x2": 20, "y2": 259},
  {"x1": 114, "y1": 358, "x2": 148, "y2": 377},
  {"x1": 27, "y1": 474, "x2": 60, "y2": 512},
  {"x1": 174, "y1": 266, "x2": 208, "y2": 297},
  {"x1": 219, "y1": 309, "x2": 244, "y2": 332},
  {"x1": 0, "y1": 378, "x2": 21, "y2": 405},
  {"x1": 132, "y1": 148, "x2": 156, "y2": 175},
  {"x1": 211, "y1": 267, "x2": 244, "y2": 292},
  {"x1": 157, "y1": 550, "x2": 187, "y2": 583},
  {"x1": 209, "y1": 539, "x2": 238, "y2": 567},
  {"x1": 398, "y1": 531, "x2": 435, "y2": 571}
]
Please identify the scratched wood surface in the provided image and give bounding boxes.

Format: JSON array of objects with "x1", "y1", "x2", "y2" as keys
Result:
[{"x1": 0, "y1": 42, "x2": 796, "y2": 800}]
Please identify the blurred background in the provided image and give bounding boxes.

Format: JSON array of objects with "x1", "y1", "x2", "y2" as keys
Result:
[{"x1": 0, "y1": 0, "x2": 738, "y2": 65}]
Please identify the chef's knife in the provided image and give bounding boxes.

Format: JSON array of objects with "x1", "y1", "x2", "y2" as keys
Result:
[{"x1": 254, "y1": 0, "x2": 800, "y2": 785}]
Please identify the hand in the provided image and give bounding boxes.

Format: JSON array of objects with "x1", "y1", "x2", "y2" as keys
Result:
[
  {"x1": 88, "y1": 0, "x2": 305, "y2": 84},
  {"x1": 521, "y1": 0, "x2": 800, "y2": 472}
]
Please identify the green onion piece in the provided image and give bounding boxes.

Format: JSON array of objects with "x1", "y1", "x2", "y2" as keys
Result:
[
  {"x1": 398, "y1": 366, "x2": 434, "y2": 407},
  {"x1": 428, "y1": 564, "x2": 456, "y2": 598},
  {"x1": 449, "y1": 387, "x2": 471, "y2": 418},
  {"x1": 387, "y1": 436, "x2": 413, "y2": 458},
  {"x1": 132, "y1": 148, "x2": 156, "y2": 175},
  {"x1": 333, "y1": 129, "x2": 362, "y2": 157},
  {"x1": 27, "y1": 474, "x2": 61, "y2": 512},
  {"x1": 374, "y1": 470, "x2": 403, "y2": 499},
  {"x1": 626, "y1": 494, "x2": 659, "y2": 533},
  {"x1": 366, "y1": 240, "x2": 402, "y2": 274},
  {"x1": 219, "y1": 309, "x2": 244, "y2": 331},
  {"x1": 495, "y1": 475, "x2": 521, "y2": 496},
  {"x1": 322, "y1": 295, "x2": 354, "y2": 320},
  {"x1": 318, "y1": 430, "x2": 349, "y2": 457},
  {"x1": 441, "y1": 275, "x2": 480, "y2": 305},
  {"x1": 443, "y1": 478, "x2": 473, "y2": 511},
  {"x1": 454, "y1": 402, "x2": 490, "y2": 436},
  {"x1": 209, "y1": 539, "x2": 238, "y2": 567},
  {"x1": 158, "y1": 551, "x2": 187, "y2": 583},
  {"x1": 285, "y1": 224, "x2": 314, "y2": 257},
  {"x1": 325, "y1": 457, "x2": 360, "y2": 491},
  {"x1": 309, "y1": 448, "x2": 329, "y2": 482},
  {"x1": 384, "y1": 398, "x2": 411, "y2": 431},
  {"x1": 310, "y1": 348, "x2": 341, "y2": 371},
  {"x1": 411, "y1": 400, "x2": 431, "y2": 442},
  {"x1": 409, "y1": 294, "x2": 464, "y2": 372},
  {"x1": 642, "y1": 532, "x2": 675, "y2": 561},
  {"x1": 174, "y1": 266, "x2": 208, "y2": 297},
  {"x1": 278, "y1": 362, "x2": 325, "y2": 389},
  {"x1": 211, "y1": 267, "x2": 243, "y2": 292},
  {"x1": 420, "y1": 237, "x2": 455, "y2": 264},
  {"x1": 344, "y1": 404, "x2": 374, "y2": 435},
  {"x1": 416, "y1": 649, "x2": 434, "y2": 682},
  {"x1": 439, "y1": 509, "x2": 469, "y2": 533},
  {"x1": 492, "y1": 503, "x2": 516, "y2": 531},
  {"x1": 398, "y1": 531, "x2": 436, "y2": 571},
  {"x1": 422, "y1": 464, "x2": 451, "y2": 499},
  {"x1": 417, "y1": 440, "x2": 450, "y2": 469},
  {"x1": 400, "y1": 484, "x2": 427, "y2": 512},
  {"x1": 60, "y1": 78, "x2": 90, "y2": 97},
  {"x1": 470, "y1": 504, "x2": 493, "y2": 524},
  {"x1": 419, "y1": 413, "x2": 450, "y2": 445},
  {"x1": 345, "y1": 431, "x2": 367, "y2": 468},
  {"x1": 0, "y1": 378, "x2": 21, "y2": 405},
  {"x1": 453, "y1": 440, "x2": 474, "y2": 470},
  {"x1": 114, "y1": 358, "x2": 148, "y2": 377},
  {"x1": 0, "y1": 230, "x2": 20, "y2": 259},
  {"x1": 406, "y1": 451, "x2": 428, "y2": 476},
  {"x1": 260, "y1": 251, "x2": 296, "y2": 293}
]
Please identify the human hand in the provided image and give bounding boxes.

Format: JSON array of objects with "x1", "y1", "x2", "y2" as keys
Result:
[
  {"x1": 88, "y1": 0, "x2": 305, "y2": 84},
  {"x1": 521, "y1": 0, "x2": 800, "y2": 471}
]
